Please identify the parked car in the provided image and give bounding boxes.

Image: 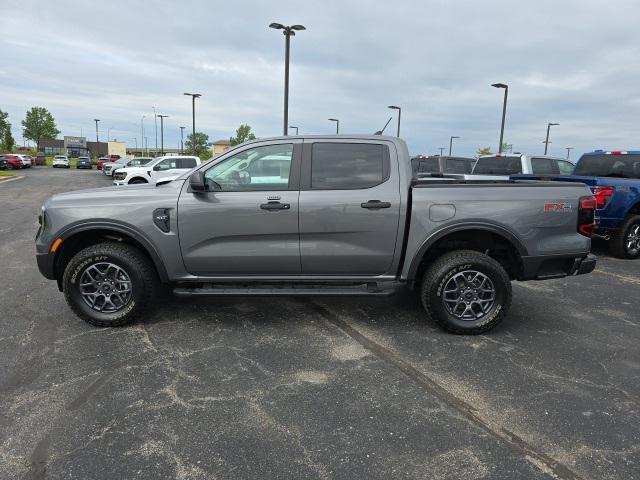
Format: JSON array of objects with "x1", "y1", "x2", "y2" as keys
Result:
[
  {"x1": 14, "y1": 154, "x2": 32, "y2": 168},
  {"x1": 472, "y1": 153, "x2": 574, "y2": 177},
  {"x1": 76, "y1": 157, "x2": 92, "y2": 169},
  {"x1": 52, "y1": 155, "x2": 70, "y2": 168},
  {"x1": 411, "y1": 155, "x2": 476, "y2": 176},
  {"x1": 36, "y1": 136, "x2": 596, "y2": 334},
  {"x1": 96, "y1": 157, "x2": 110, "y2": 170},
  {"x1": 2, "y1": 154, "x2": 23, "y2": 169},
  {"x1": 103, "y1": 157, "x2": 154, "y2": 177},
  {"x1": 22, "y1": 154, "x2": 35, "y2": 166},
  {"x1": 112, "y1": 156, "x2": 200, "y2": 185},
  {"x1": 524, "y1": 150, "x2": 640, "y2": 259},
  {"x1": 0, "y1": 156, "x2": 8, "y2": 170}
]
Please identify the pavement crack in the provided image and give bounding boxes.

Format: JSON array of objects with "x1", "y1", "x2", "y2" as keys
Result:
[{"x1": 306, "y1": 299, "x2": 585, "y2": 480}]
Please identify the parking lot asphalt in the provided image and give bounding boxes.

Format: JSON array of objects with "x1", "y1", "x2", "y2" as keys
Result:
[{"x1": 0, "y1": 167, "x2": 638, "y2": 480}]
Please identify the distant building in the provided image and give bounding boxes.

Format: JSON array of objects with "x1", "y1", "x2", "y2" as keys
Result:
[
  {"x1": 39, "y1": 136, "x2": 126, "y2": 158},
  {"x1": 212, "y1": 139, "x2": 231, "y2": 157}
]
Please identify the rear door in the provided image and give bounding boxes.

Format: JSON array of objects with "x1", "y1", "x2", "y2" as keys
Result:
[
  {"x1": 298, "y1": 140, "x2": 401, "y2": 275},
  {"x1": 178, "y1": 141, "x2": 302, "y2": 275},
  {"x1": 531, "y1": 157, "x2": 561, "y2": 175}
]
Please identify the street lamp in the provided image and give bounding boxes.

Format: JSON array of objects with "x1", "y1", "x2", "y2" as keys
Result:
[
  {"x1": 152, "y1": 106, "x2": 158, "y2": 155},
  {"x1": 269, "y1": 22, "x2": 306, "y2": 136},
  {"x1": 157, "y1": 114, "x2": 168, "y2": 155},
  {"x1": 180, "y1": 126, "x2": 185, "y2": 154},
  {"x1": 449, "y1": 136, "x2": 460, "y2": 156},
  {"x1": 491, "y1": 83, "x2": 508, "y2": 153},
  {"x1": 438, "y1": 147, "x2": 445, "y2": 157},
  {"x1": 328, "y1": 118, "x2": 339, "y2": 134},
  {"x1": 140, "y1": 115, "x2": 146, "y2": 156},
  {"x1": 566, "y1": 147, "x2": 573, "y2": 160},
  {"x1": 543, "y1": 122, "x2": 560, "y2": 155},
  {"x1": 289, "y1": 125, "x2": 298, "y2": 135},
  {"x1": 93, "y1": 119, "x2": 100, "y2": 159},
  {"x1": 388, "y1": 105, "x2": 401, "y2": 137},
  {"x1": 184, "y1": 93, "x2": 202, "y2": 155}
]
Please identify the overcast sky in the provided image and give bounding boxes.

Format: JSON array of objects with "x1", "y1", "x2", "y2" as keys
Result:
[{"x1": 1, "y1": 0, "x2": 639, "y2": 158}]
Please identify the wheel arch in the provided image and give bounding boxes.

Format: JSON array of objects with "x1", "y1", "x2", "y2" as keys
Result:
[
  {"x1": 407, "y1": 223, "x2": 528, "y2": 284},
  {"x1": 53, "y1": 222, "x2": 168, "y2": 290}
]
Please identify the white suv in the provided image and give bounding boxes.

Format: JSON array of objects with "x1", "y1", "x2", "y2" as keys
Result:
[
  {"x1": 472, "y1": 154, "x2": 574, "y2": 177},
  {"x1": 52, "y1": 155, "x2": 70, "y2": 168},
  {"x1": 112, "y1": 155, "x2": 201, "y2": 185}
]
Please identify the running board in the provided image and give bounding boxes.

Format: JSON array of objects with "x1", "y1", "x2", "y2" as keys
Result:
[{"x1": 173, "y1": 282, "x2": 399, "y2": 297}]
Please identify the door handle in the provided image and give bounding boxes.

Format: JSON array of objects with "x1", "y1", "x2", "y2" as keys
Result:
[
  {"x1": 361, "y1": 200, "x2": 391, "y2": 209},
  {"x1": 260, "y1": 201, "x2": 290, "y2": 211}
]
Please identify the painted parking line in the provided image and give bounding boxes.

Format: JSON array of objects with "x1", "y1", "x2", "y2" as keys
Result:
[{"x1": 593, "y1": 269, "x2": 640, "y2": 285}]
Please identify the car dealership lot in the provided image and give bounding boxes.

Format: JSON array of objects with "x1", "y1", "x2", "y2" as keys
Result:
[{"x1": 1, "y1": 168, "x2": 638, "y2": 479}]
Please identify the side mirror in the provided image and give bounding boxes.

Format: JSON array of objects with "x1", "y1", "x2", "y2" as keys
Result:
[
  {"x1": 153, "y1": 165, "x2": 161, "y2": 171},
  {"x1": 189, "y1": 170, "x2": 206, "y2": 191}
]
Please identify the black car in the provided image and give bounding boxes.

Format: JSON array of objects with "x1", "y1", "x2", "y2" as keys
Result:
[
  {"x1": 0, "y1": 156, "x2": 8, "y2": 170},
  {"x1": 76, "y1": 157, "x2": 92, "y2": 169}
]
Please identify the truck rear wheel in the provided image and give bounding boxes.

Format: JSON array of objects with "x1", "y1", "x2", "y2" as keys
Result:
[
  {"x1": 610, "y1": 215, "x2": 640, "y2": 259},
  {"x1": 62, "y1": 242, "x2": 158, "y2": 327},
  {"x1": 421, "y1": 250, "x2": 512, "y2": 334}
]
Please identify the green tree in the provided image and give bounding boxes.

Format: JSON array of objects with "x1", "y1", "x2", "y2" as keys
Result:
[
  {"x1": 21, "y1": 107, "x2": 60, "y2": 152},
  {"x1": 230, "y1": 124, "x2": 256, "y2": 146},
  {"x1": 185, "y1": 131, "x2": 210, "y2": 157},
  {"x1": 476, "y1": 146, "x2": 491, "y2": 157},
  {"x1": 0, "y1": 109, "x2": 15, "y2": 151},
  {"x1": 2, "y1": 128, "x2": 15, "y2": 152}
]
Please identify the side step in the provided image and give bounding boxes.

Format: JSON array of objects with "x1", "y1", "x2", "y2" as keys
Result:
[{"x1": 173, "y1": 282, "x2": 399, "y2": 297}]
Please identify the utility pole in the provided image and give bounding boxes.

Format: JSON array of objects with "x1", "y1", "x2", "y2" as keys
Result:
[{"x1": 157, "y1": 114, "x2": 168, "y2": 155}]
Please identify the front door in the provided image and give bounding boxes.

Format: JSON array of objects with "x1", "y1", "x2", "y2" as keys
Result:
[
  {"x1": 178, "y1": 141, "x2": 302, "y2": 275},
  {"x1": 298, "y1": 140, "x2": 401, "y2": 275}
]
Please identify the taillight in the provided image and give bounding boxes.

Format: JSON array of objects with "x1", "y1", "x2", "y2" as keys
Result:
[
  {"x1": 578, "y1": 196, "x2": 597, "y2": 237},
  {"x1": 590, "y1": 186, "x2": 614, "y2": 209}
]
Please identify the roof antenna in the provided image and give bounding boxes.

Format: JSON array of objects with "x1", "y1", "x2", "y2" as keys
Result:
[{"x1": 374, "y1": 117, "x2": 393, "y2": 135}]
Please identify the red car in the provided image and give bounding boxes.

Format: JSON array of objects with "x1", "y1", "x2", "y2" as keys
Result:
[
  {"x1": 97, "y1": 155, "x2": 121, "y2": 170},
  {"x1": 2, "y1": 154, "x2": 22, "y2": 169}
]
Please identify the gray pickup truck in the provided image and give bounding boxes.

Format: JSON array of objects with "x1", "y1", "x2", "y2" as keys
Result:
[{"x1": 36, "y1": 135, "x2": 597, "y2": 334}]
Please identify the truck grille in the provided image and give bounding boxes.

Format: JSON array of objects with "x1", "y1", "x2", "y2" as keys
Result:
[{"x1": 113, "y1": 172, "x2": 126, "y2": 180}]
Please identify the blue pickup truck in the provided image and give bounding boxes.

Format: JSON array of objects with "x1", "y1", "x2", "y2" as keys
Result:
[{"x1": 538, "y1": 150, "x2": 640, "y2": 259}]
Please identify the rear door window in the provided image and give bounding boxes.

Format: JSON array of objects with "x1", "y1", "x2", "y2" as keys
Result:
[
  {"x1": 573, "y1": 154, "x2": 640, "y2": 178},
  {"x1": 531, "y1": 157, "x2": 560, "y2": 175},
  {"x1": 310, "y1": 143, "x2": 389, "y2": 189},
  {"x1": 557, "y1": 160, "x2": 574, "y2": 175}
]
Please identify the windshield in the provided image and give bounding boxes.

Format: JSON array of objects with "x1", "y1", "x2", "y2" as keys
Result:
[
  {"x1": 473, "y1": 156, "x2": 522, "y2": 175},
  {"x1": 444, "y1": 157, "x2": 474, "y2": 174},
  {"x1": 411, "y1": 157, "x2": 439, "y2": 174},
  {"x1": 573, "y1": 154, "x2": 640, "y2": 178},
  {"x1": 54, "y1": 156, "x2": 67, "y2": 159}
]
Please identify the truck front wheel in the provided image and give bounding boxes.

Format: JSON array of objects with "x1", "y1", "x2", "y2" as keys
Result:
[
  {"x1": 62, "y1": 242, "x2": 158, "y2": 327},
  {"x1": 421, "y1": 250, "x2": 512, "y2": 334},
  {"x1": 610, "y1": 215, "x2": 640, "y2": 259}
]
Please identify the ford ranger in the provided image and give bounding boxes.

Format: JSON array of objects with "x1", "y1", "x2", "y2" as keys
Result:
[{"x1": 35, "y1": 136, "x2": 597, "y2": 334}]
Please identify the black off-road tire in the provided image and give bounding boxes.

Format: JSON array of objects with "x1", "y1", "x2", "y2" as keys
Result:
[
  {"x1": 610, "y1": 215, "x2": 640, "y2": 259},
  {"x1": 62, "y1": 242, "x2": 158, "y2": 327},
  {"x1": 420, "y1": 250, "x2": 512, "y2": 335}
]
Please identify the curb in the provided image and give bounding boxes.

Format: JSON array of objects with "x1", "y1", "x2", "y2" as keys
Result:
[{"x1": 0, "y1": 175, "x2": 25, "y2": 184}]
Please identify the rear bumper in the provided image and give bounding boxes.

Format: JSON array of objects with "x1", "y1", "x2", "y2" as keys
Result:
[{"x1": 520, "y1": 253, "x2": 596, "y2": 280}]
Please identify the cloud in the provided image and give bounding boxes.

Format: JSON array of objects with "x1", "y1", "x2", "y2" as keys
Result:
[{"x1": 1, "y1": 0, "x2": 640, "y2": 157}]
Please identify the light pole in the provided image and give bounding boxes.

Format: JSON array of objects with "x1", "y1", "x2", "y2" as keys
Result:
[
  {"x1": 491, "y1": 83, "x2": 508, "y2": 153},
  {"x1": 543, "y1": 122, "x2": 559, "y2": 155},
  {"x1": 152, "y1": 106, "x2": 158, "y2": 155},
  {"x1": 289, "y1": 125, "x2": 298, "y2": 135},
  {"x1": 328, "y1": 118, "x2": 339, "y2": 134},
  {"x1": 438, "y1": 147, "x2": 445, "y2": 157},
  {"x1": 93, "y1": 118, "x2": 100, "y2": 158},
  {"x1": 180, "y1": 126, "x2": 185, "y2": 154},
  {"x1": 566, "y1": 147, "x2": 573, "y2": 160},
  {"x1": 140, "y1": 115, "x2": 146, "y2": 156},
  {"x1": 269, "y1": 22, "x2": 306, "y2": 136},
  {"x1": 184, "y1": 93, "x2": 202, "y2": 155},
  {"x1": 449, "y1": 136, "x2": 460, "y2": 156},
  {"x1": 157, "y1": 114, "x2": 168, "y2": 155},
  {"x1": 388, "y1": 105, "x2": 401, "y2": 137}
]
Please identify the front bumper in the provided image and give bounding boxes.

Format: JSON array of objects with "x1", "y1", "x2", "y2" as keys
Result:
[
  {"x1": 520, "y1": 253, "x2": 596, "y2": 280},
  {"x1": 113, "y1": 180, "x2": 126, "y2": 186},
  {"x1": 36, "y1": 251, "x2": 56, "y2": 280}
]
